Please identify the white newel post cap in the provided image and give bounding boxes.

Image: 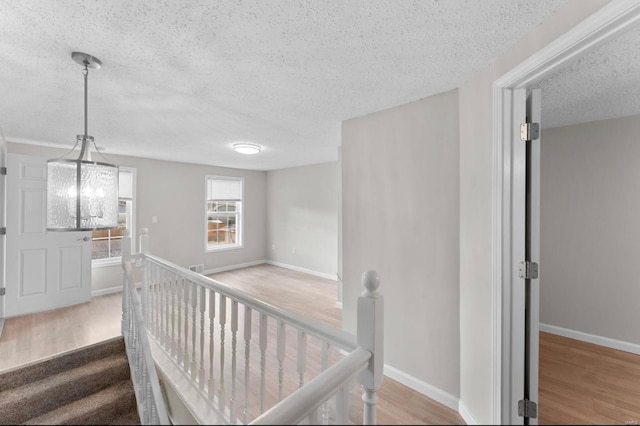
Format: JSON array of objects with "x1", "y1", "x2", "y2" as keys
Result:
[
  {"x1": 121, "y1": 229, "x2": 132, "y2": 273},
  {"x1": 140, "y1": 228, "x2": 149, "y2": 254},
  {"x1": 361, "y1": 270, "x2": 380, "y2": 298}
]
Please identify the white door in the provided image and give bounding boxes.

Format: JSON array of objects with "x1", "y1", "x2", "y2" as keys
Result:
[
  {"x1": 5, "y1": 153, "x2": 92, "y2": 317},
  {"x1": 510, "y1": 88, "x2": 541, "y2": 425}
]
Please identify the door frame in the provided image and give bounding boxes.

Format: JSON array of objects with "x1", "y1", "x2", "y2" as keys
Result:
[
  {"x1": 0, "y1": 127, "x2": 6, "y2": 320},
  {"x1": 491, "y1": 0, "x2": 640, "y2": 423}
]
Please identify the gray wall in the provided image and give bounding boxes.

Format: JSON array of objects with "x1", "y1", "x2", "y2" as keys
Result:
[
  {"x1": 7, "y1": 142, "x2": 267, "y2": 292},
  {"x1": 540, "y1": 114, "x2": 640, "y2": 345},
  {"x1": 457, "y1": 0, "x2": 610, "y2": 422},
  {"x1": 342, "y1": 89, "x2": 460, "y2": 397},
  {"x1": 266, "y1": 161, "x2": 339, "y2": 277}
]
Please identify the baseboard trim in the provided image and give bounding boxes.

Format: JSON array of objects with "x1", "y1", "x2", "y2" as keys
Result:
[
  {"x1": 540, "y1": 323, "x2": 640, "y2": 355},
  {"x1": 92, "y1": 286, "x2": 124, "y2": 297},
  {"x1": 203, "y1": 259, "x2": 266, "y2": 276},
  {"x1": 458, "y1": 400, "x2": 478, "y2": 425},
  {"x1": 383, "y1": 364, "x2": 459, "y2": 412},
  {"x1": 92, "y1": 282, "x2": 142, "y2": 298},
  {"x1": 265, "y1": 260, "x2": 337, "y2": 281}
]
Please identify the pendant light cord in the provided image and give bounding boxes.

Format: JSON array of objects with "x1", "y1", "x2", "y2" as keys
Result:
[
  {"x1": 51, "y1": 61, "x2": 115, "y2": 166},
  {"x1": 78, "y1": 63, "x2": 89, "y2": 161}
]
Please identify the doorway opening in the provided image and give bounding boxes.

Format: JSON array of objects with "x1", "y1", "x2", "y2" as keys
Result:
[{"x1": 492, "y1": 1, "x2": 640, "y2": 424}]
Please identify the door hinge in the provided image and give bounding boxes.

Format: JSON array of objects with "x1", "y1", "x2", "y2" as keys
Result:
[
  {"x1": 520, "y1": 122, "x2": 540, "y2": 141},
  {"x1": 518, "y1": 399, "x2": 538, "y2": 418},
  {"x1": 0, "y1": 166, "x2": 6, "y2": 175},
  {"x1": 0, "y1": 288, "x2": 5, "y2": 296},
  {"x1": 0, "y1": 227, "x2": 5, "y2": 235},
  {"x1": 519, "y1": 261, "x2": 538, "y2": 279}
]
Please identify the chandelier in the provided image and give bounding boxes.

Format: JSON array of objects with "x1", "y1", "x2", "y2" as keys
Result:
[{"x1": 46, "y1": 52, "x2": 119, "y2": 231}]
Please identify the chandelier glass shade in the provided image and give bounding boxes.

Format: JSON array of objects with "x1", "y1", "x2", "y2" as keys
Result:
[{"x1": 46, "y1": 52, "x2": 119, "y2": 231}]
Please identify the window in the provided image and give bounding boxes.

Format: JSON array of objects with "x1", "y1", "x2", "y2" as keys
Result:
[
  {"x1": 92, "y1": 168, "x2": 136, "y2": 265},
  {"x1": 206, "y1": 176, "x2": 243, "y2": 251}
]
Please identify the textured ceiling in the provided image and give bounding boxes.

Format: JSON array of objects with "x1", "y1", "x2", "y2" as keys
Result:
[
  {"x1": 535, "y1": 24, "x2": 640, "y2": 129},
  {"x1": 0, "y1": 0, "x2": 565, "y2": 170}
]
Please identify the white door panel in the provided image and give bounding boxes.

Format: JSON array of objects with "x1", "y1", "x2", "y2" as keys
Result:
[{"x1": 5, "y1": 154, "x2": 91, "y2": 317}]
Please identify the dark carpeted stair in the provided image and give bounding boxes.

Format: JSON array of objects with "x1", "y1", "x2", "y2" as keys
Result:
[{"x1": 0, "y1": 336, "x2": 140, "y2": 425}]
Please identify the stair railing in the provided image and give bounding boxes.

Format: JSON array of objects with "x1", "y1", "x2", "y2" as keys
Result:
[
  {"x1": 128, "y1": 228, "x2": 383, "y2": 425},
  {"x1": 121, "y1": 230, "x2": 171, "y2": 425}
]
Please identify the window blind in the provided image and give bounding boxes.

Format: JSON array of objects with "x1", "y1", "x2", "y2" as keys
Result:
[
  {"x1": 118, "y1": 170, "x2": 134, "y2": 200},
  {"x1": 207, "y1": 177, "x2": 242, "y2": 201}
]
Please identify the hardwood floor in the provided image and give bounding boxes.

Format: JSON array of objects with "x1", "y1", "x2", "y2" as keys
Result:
[
  {"x1": 0, "y1": 293, "x2": 122, "y2": 373},
  {"x1": 2, "y1": 263, "x2": 637, "y2": 424},
  {"x1": 538, "y1": 331, "x2": 640, "y2": 425}
]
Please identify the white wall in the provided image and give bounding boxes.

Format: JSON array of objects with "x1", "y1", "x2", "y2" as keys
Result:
[
  {"x1": 266, "y1": 161, "x2": 338, "y2": 278},
  {"x1": 457, "y1": 0, "x2": 611, "y2": 422},
  {"x1": 540, "y1": 114, "x2": 640, "y2": 346},
  {"x1": 342, "y1": 89, "x2": 460, "y2": 398},
  {"x1": 7, "y1": 142, "x2": 267, "y2": 292}
]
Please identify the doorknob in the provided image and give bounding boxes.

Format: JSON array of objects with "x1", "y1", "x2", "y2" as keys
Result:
[{"x1": 77, "y1": 236, "x2": 91, "y2": 242}]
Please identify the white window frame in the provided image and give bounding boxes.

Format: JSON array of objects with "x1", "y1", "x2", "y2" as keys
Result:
[
  {"x1": 92, "y1": 167, "x2": 137, "y2": 267},
  {"x1": 205, "y1": 175, "x2": 243, "y2": 253}
]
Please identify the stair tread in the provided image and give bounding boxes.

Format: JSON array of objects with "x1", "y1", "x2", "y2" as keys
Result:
[
  {"x1": 25, "y1": 380, "x2": 137, "y2": 425},
  {"x1": 109, "y1": 409, "x2": 141, "y2": 425},
  {"x1": 0, "y1": 337, "x2": 125, "y2": 392},
  {"x1": 0, "y1": 353, "x2": 130, "y2": 424}
]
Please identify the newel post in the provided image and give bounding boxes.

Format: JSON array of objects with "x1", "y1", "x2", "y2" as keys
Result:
[
  {"x1": 139, "y1": 228, "x2": 150, "y2": 322},
  {"x1": 121, "y1": 229, "x2": 132, "y2": 336},
  {"x1": 140, "y1": 227, "x2": 150, "y2": 254},
  {"x1": 357, "y1": 270, "x2": 384, "y2": 425}
]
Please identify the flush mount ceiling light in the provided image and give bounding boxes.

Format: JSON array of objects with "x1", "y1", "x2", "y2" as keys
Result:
[
  {"x1": 46, "y1": 52, "x2": 119, "y2": 231},
  {"x1": 233, "y1": 143, "x2": 261, "y2": 155}
]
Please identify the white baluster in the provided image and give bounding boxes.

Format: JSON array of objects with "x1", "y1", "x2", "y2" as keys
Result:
[
  {"x1": 321, "y1": 341, "x2": 330, "y2": 425},
  {"x1": 199, "y1": 286, "x2": 206, "y2": 389},
  {"x1": 191, "y1": 282, "x2": 198, "y2": 380},
  {"x1": 183, "y1": 280, "x2": 191, "y2": 375},
  {"x1": 335, "y1": 384, "x2": 350, "y2": 425},
  {"x1": 121, "y1": 231, "x2": 130, "y2": 336},
  {"x1": 276, "y1": 321, "x2": 286, "y2": 401},
  {"x1": 163, "y1": 270, "x2": 170, "y2": 351},
  {"x1": 139, "y1": 228, "x2": 150, "y2": 327},
  {"x1": 218, "y1": 295, "x2": 227, "y2": 411},
  {"x1": 145, "y1": 375, "x2": 152, "y2": 425},
  {"x1": 155, "y1": 266, "x2": 161, "y2": 339},
  {"x1": 259, "y1": 313, "x2": 267, "y2": 413},
  {"x1": 151, "y1": 265, "x2": 158, "y2": 338},
  {"x1": 243, "y1": 306, "x2": 252, "y2": 424},
  {"x1": 357, "y1": 270, "x2": 384, "y2": 425},
  {"x1": 230, "y1": 300, "x2": 238, "y2": 423},
  {"x1": 297, "y1": 329, "x2": 307, "y2": 388},
  {"x1": 171, "y1": 274, "x2": 177, "y2": 357},
  {"x1": 177, "y1": 277, "x2": 183, "y2": 366},
  {"x1": 208, "y1": 289, "x2": 216, "y2": 399}
]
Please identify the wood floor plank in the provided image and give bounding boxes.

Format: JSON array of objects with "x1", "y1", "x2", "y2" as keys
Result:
[{"x1": 538, "y1": 331, "x2": 640, "y2": 425}]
